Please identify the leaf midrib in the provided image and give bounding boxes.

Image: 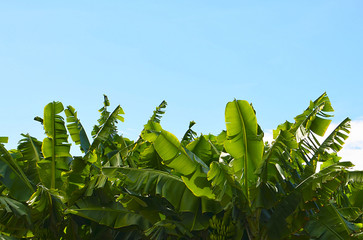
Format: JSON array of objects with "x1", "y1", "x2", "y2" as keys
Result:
[{"x1": 233, "y1": 100, "x2": 249, "y2": 203}]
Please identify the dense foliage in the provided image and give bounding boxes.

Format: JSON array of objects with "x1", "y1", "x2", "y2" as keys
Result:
[{"x1": 0, "y1": 93, "x2": 362, "y2": 240}]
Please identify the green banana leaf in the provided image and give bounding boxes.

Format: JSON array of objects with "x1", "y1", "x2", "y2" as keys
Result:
[
  {"x1": 138, "y1": 143, "x2": 166, "y2": 170},
  {"x1": 0, "y1": 196, "x2": 32, "y2": 238},
  {"x1": 138, "y1": 143, "x2": 158, "y2": 167},
  {"x1": 257, "y1": 129, "x2": 297, "y2": 183},
  {"x1": 224, "y1": 99, "x2": 264, "y2": 202},
  {"x1": 63, "y1": 156, "x2": 91, "y2": 204},
  {"x1": 144, "y1": 219, "x2": 193, "y2": 239},
  {"x1": 65, "y1": 105, "x2": 90, "y2": 153},
  {"x1": 87, "y1": 105, "x2": 124, "y2": 156},
  {"x1": 0, "y1": 145, "x2": 34, "y2": 201},
  {"x1": 305, "y1": 204, "x2": 359, "y2": 240},
  {"x1": 297, "y1": 162, "x2": 355, "y2": 202},
  {"x1": 91, "y1": 94, "x2": 123, "y2": 137},
  {"x1": 266, "y1": 162, "x2": 360, "y2": 239},
  {"x1": 181, "y1": 121, "x2": 197, "y2": 146},
  {"x1": 102, "y1": 167, "x2": 220, "y2": 214},
  {"x1": 39, "y1": 101, "x2": 71, "y2": 189},
  {"x1": 65, "y1": 196, "x2": 151, "y2": 230},
  {"x1": 153, "y1": 129, "x2": 215, "y2": 199},
  {"x1": 346, "y1": 185, "x2": 363, "y2": 209},
  {"x1": 149, "y1": 100, "x2": 167, "y2": 124},
  {"x1": 292, "y1": 92, "x2": 334, "y2": 140},
  {"x1": 186, "y1": 135, "x2": 217, "y2": 166},
  {"x1": 312, "y1": 118, "x2": 350, "y2": 167},
  {"x1": 141, "y1": 100, "x2": 166, "y2": 142},
  {"x1": 142, "y1": 103, "x2": 215, "y2": 200},
  {"x1": 207, "y1": 161, "x2": 244, "y2": 205},
  {"x1": 17, "y1": 134, "x2": 42, "y2": 186},
  {"x1": 27, "y1": 185, "x2": 67, "y2": 239}
]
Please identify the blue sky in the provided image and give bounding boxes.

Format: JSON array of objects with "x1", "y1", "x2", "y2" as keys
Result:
[{"x1": 1, "y1": 1, "x2": 362, "y2": 167}]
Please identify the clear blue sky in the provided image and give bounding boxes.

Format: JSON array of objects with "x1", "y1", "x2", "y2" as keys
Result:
[{"x1": 1, "y1": 1, "x2": 363, "y2": 152}]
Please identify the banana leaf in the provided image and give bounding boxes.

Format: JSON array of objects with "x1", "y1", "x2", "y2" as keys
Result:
[
  {"x1": 224, "y1": 99, "x2": 264, "y2": 202},
  {"x1": 0, "y1": 145, "x2": 34, "y2": 201},
  {"x1": 103, "y1": 167, "x2": 220, "y2": 214},
  {"x1": 39, "y1": 101, "x2": 71, "y2": 189},
  {"x1": 65, "y1": 105, "x2": 90, "y2": 153},
  {"x1": 0, "y1": 196, "x2": 32, "y2": 238},
  {"x1": 65, "y1": 196, "x2": 151, "y2": 230},
  {"x1": 305, "y1": 204, "x2": 359, "y2": 240},
  {"x1": 16, "y1": 134, "x2": 42, "y2": 186}
]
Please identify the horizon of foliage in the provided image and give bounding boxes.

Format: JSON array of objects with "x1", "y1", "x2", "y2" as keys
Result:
[{"x1": 0, "y1": 93, "x2": 362, "y2": 240}]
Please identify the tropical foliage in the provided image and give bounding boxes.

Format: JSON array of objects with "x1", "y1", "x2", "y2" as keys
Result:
[{"x1": 0, "y1": 93, "x2": 362, "y2": 239}]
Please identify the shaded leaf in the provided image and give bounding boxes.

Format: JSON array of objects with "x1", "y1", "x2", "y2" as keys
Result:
[
  {"x1": 103, "y1": 167, "x2": 220, "y2": 214},
  {"x1": 17, "y1": 134, "x2": 42, "y2": 185},
  {"x1": 0, "y1": 145, "x2": 34, "y2": 201},
  {"x1": 305, "y1": 204, "x2": 359, "y2": 240},
  {"x1": 65, "y1": 196, "x2": 151, "y2": 230},
  {"x1": 0, "y1": 196, "x2": 32, "y2": 237}
]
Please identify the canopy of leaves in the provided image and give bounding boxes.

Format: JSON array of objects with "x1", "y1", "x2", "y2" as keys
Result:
[{"x1": 0, "y1": 93, "x2": 361, "y2": 240}]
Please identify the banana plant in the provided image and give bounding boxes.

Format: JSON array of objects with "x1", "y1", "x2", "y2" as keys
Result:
[
  {"x1": 0, "y1": 93, "x2": 361, "y2": 240},
  {"x1": 0, "y1": 97, "x2": 151, "y2": 239},
  {"x1": 100, "y1": 101, "x2": 222, "y2": 237},
  {"x1": 180, "y1": 93, "x2": 362, "y2": 240},
  {"x1": 97, "y1": 94, "x2": 363, "y2": 239}
]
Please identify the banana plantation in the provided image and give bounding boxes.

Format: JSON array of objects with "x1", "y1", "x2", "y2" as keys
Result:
[{"x1": 0, "y1": 93, "x2": 362, "y2": 240}]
